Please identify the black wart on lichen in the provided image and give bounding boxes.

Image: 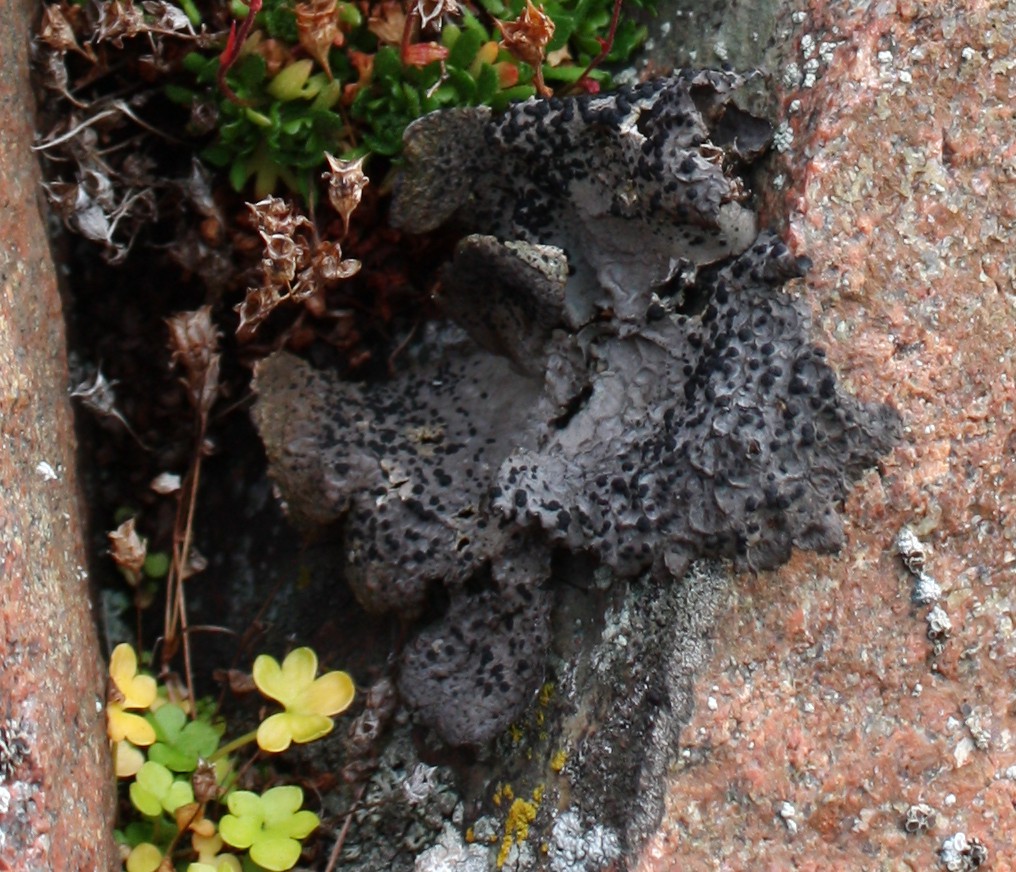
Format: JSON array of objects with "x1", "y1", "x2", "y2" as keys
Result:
[{"x1": 252, "y1": 72, "x2": 899, "y2": 745}]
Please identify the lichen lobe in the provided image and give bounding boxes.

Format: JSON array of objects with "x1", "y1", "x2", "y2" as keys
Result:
[{"x1": 253, "y1": 72, "x2": 899, "y2": 746}]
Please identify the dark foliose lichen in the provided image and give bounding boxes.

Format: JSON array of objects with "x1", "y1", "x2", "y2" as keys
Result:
[{"x1": 252, "y1": 71, "x2": 899, "y2": 746}]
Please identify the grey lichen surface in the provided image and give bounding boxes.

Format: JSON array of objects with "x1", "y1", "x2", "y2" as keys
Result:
[
  {"x1": 253, "y1": 329, "x2": 545, "y2": 616},
  {"x1": 252, "y1": 72, "x2": 899, "y2": 747},
  {"x1": 492, "y1": 233, "x2": 900, "y2": 581}
]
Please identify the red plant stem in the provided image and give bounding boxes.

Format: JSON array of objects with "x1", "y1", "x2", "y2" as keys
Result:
[
  {"x1": 571, "y1": 0, "x2": 622, "y2": 93},
  {"x1": 218, "y1": 0, "x2": 263, "y2": 105},
  {"x1": 400, "y1": 5, "x2": 419, "y2": 64}
]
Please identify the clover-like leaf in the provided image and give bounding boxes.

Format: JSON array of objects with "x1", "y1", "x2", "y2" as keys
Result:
[
  {"x1": 114, "y1": 739, "x2": 146, "y2": 778},
  {"x1": 191, "y1": 832, "x2": 244, "y2": 872},
  {"x1": 147, "y1": 702, "x2": 222, "y2": 772},
  {"x1": 107, "y1": 644, "x2": 158, "y2": 747},
  {"x1": 252, "y1": 647, "x2": 354, "y2": 752},
  {"x1": 219, "y1": 786, "x2": 319, "y2": 871},
  {"x1": 130, "y1": 760, "x2": 196, "y2": 817},
  {"x1": 126, "y1": 843, "x2": 163, "y2": 872}
]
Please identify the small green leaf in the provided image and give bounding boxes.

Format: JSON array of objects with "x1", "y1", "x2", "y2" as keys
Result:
[
  {"x1": 229, "y1": 158, "x2": 253, "y2": 191},
  {"x1": 267, "y1": 59, "x2": 315, "y2": 101},
  {"x1": 233, "y1": 53, "x2": 268, "y2": 91},
  {"x1": 447, "y1": 27, "x2": 483, "y2": 69},
  {"x1": 182, "y1": 51, "x2": 213, "y2": 76},
  {"x1": 163, "y1": 84, "x2": 194, "y2": 107},
  {"x1": 491, "y1": 83, "x2": 536, "y2": 110},
  {"x1": 129, "y1": 781, "x2": 163, "y2": 817},
  {"x1": 142, "y1": 552, "x2": 169, "y2": 579},
  {"x1": 119, "y1": 820, "x2": 155, "y2": 848},
  {"x1": 475, "y1": 0, "x2": 506, "y2": 15},
  {"x1": 244, "y1": 108, "x2": 274, "y2": 129},
  {"x1": 441, "y1": 22, "x2": 462, "y2": 48},
  {"x1": 373, "y1": 46, "x2": 402, "y2": 81},
  {"x1": 446, "y1": 66, "x2": 477, "y2": 102},
  {"x1": 151, "y1": 704, "x2": 187, "y2": 742},
  {"x1": 475, "y1": 63, "x2": 498, "y2": 103}
]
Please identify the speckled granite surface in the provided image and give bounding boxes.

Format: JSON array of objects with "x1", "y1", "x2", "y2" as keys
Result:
[
  {"x1": 0, "y1": 2, "x2": 117, "y2": 868},
  {"x1": 638, "y1": 1, "x2": 1016, "y2": 869}
]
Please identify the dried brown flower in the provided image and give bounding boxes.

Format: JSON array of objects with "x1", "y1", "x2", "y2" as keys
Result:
[
  {"x1": 312, "y1": 239, "x2": 361, "y2": 282},
  {"x1": 191, "y1": 760, "x2": 221, "y2": 803},
  {"x1": 235, "y1": 286, "x2": 289, "y2": 342},
  {"x1": 296, "y1": 0, "x2": 342, "y2": 79},
  {"x1": 322, "y1": 153, "x2": 368, "y2": 236},
  {"x1": 166, "y1": 306, "x2": 222, "y2": 418},
  {"x1": 108, "y1": 518, "x2": 147, "y2": 583},
  {"x1": 248, "y1": 196, "x2": 312, "y2": 237},
  {"x1": 367, "y1": 1, "x2": 405, "y2": 45},
  {"x1": 495, "y1": 0, "x2": 554, "y2": 96},
  {"x1": 414, "y1": 0, "x2": 461, "y2": 31},
  {"x1": 38, "y1": 3, "x2": 95, "y2": 60},
  {"x1": 236, "y1": 196, "x2": 360, "y2": 339},
  {"x1": 95, "y1": 0, "x2": 193, "y2": 47}
]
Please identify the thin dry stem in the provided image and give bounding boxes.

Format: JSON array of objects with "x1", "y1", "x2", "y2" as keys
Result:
[{"x1": 324, "y1": 784, "x2": 366, "y2": 872}]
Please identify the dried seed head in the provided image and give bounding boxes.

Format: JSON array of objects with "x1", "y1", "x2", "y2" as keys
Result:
[
  {"x1": 260, "y1": 231, "x2": 302, "y2": 282},
  {"x1": 181, "y1": 548, "x2": 207, "y2": 581},
  {"x1": 414, "y1": 0, "x2": 461, "y2": 31},
  {"x1": 217, "y1": 668, "x2": 257, "y2": 695},
  {"x1": 108, "y1": 517, "x2": 147, "y2": 580},
  {"x1": 95, "y1": 0, "x2": 192, "y2": 46},
  {"x1": 166, "y1": 306, "x2": 222, "y2": 417},
  {"x1": 296, "y1": 0, "x2": 341, "y2": 78},
  {"x1": 322, "y1": 153, "x2": 368, "y2": 237},
  {"x1": 248, "y1": 196, "x2": 311, "y2": 237},
  {"x1": 939, "y1": 832, "x2": 987, "y2": 871},
  {"x1": 344, "y1": 677, "x2": 397, "y2": 755},
  {"x1": 192, "y1": 760, "x2": 221, "y2": 803},
  {"x1": 235, "y1": 285, "x2": 291, "y2": 342},
  {"x1": 926, "y1": 604, "x2": 951, "y2": 656},
  {"x1": 366, "y1": 1, "x2": 405, "y2": 45},
  {"x1": 106, "y1": 675, "x2": 127, "y2": 706},
  {"x1": 38, "y1": 3, "x2": 94, "y2": 59},
  {"x1": 94, "y1": 0, "x2": 145, "y2": 47},
  {"x1": 71, "y1": 367, "x2": 121, "y2": 418},
  {"x1": 496, "y1": 0, "x2": 554, "y2": 87},
  {"x1": 311, "y1": 239, "x2": 361, "y2": 282}
]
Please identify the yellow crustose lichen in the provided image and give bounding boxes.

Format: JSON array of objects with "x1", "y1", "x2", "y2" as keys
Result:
[{"x1": 496, "y1": 785, "x2": 544, "y2": 868}]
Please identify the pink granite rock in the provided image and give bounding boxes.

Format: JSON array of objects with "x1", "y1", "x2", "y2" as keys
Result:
[
  {"x1": 0, "y1": 2, "x2": 118, "y2": 868},
  {"x1": 639, "y1": 1, "x2": 1016, "y2": 869}
]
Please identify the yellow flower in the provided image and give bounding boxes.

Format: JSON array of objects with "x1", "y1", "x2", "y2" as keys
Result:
[
  {"x1": 252, "y1": 648, "x2": 354, "y2": 753},
  {"x1": 106, "y1": 643, "x2": 157, "y2": 746}
]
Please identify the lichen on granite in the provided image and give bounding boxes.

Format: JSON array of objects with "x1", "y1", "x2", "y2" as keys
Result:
[{"x1": 253, "y1": 72, "x2": 898, "y2": 748}]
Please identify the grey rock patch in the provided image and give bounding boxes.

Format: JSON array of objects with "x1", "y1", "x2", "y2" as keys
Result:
[{"x1": 414, "y1": 825, "x2": 489, "y2": 872}]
